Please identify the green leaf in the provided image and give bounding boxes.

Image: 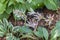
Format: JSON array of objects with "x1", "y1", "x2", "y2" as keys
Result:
[
  {"x1": 34, "y1": 31, "x2": 43, "y2": 38},
  {"x1": 51, "y1": 28, "x2": 60, "y2": 40},
  {"x1": 6, "y1": 33, "x2": 20, "y2": 40},
  {"x1": 54, "y1": 29, "x2": 60, "y2": 38},
  {"x1": 6, "y1": 6, "x2": 13, "y2": 14},
  {"x1": 0, "y1": 25, "x2": 5, "y2": 32},
  {"x1": 8, "y1": 0, "x2": 14, "y2": 7},
  {"x1": 34, "y1": 27, "x2": 43, "y2": 38},
  {"x1": 56, "y1": 21, "x2": 60, "y2": 27},
  {"x1": 51, "y1": 21, "x2": 60, "y2": 34},
  {"x1": 19, "y1": 26, "x2": 32, "y2": 33},
  {"x1": 12, "y1": 26, "x2": 20, "y2": 33},
  {"x1": 3, "y1": 18, "x2": 9, "y2": 27},
  {"x1": 0, "y1": 12, "x2": 10, "y2": 20},
  {"x1": 53, "y1": 0, "x2": 60, "y2": 7},
  {"x1": 0, "y1": 0, "x2": 5, "y2": 3},
  {"x1": 51, "y1": 21, "x2": 60, "y2": 40},
  {"x1": 44, "y1": 0, "x2": 58, "y2": 10},
  {"x1": 0, "y1": 3, "x2": 6, "y2": 14},
  {"x1": 43, "y1": 28, "x2": 49, "y2": 40},
  {"x1": 16, "y1": 0, "x2": 24, "y2": 3},
  {"x1": 0, "y1": 31, "x2": 4, "y2": 37},
  {"x1": 8, "y1": 22, "x2": 13, "y2": 32},
  {"x1": 27, "y1": 0, "x2": 32, "y2": 3}
]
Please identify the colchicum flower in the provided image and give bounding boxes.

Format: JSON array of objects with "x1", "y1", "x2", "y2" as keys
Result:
[
  {"x1": 13, "y1": 9, "x2": 25, "y2": 20},
  {"x1": 27, "y1": 11, "x2": 46, "y2": 31},
  {"x1": 26, "y1": 19, "x2": 38, "y2": 28},
  {"x1": 28, "y1": 11, "x2": 45, "y2": 21},
  {"x1": 45, "y1": 14, "x2": 54, "y2": 27}
]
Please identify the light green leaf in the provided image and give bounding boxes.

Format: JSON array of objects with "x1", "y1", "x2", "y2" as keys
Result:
[
  {"x1": 16, "y1": 0, "x2": 24, "y2": 3},
  {"x1": 27, "y1": 0, "x2": 32, "y2": 3},
  {"x1": 0, "y1": 0, "x2": 5, "y2": 3},
  {"x1": 3, "y1": 18, "x2": 9, "y2": 27},
  {"x1": 44, "y1": 0, "x2": 58, "y2": 10},
  {"x1": 51, "y1": 21, "x2": 60, "y2": 34},
  {"x1": 43, "y1": 28, "x2": 49, "y2": 40},
  {"x1": 0, "y1": 3, "x2": 6, "y2": 14},
  {"x1": 8, "y1": 0, "x2": 14, "y2": 7}
]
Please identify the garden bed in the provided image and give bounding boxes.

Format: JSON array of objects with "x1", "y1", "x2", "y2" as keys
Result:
[{"x1": 0, "y1": 0, "x2": 60, "y2": 40}]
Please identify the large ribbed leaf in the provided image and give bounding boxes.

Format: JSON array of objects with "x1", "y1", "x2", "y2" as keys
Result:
[{"x1": 44, "y1": 0, "x2": 58, "y2": 10}]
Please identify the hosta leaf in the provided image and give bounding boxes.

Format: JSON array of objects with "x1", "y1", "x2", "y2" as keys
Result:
[
  {"x1": 53, "y1": 29, "x2": 60, "y2": 38},
  {"x1": 51, "y1": 21, "x2": 60, "y2": 40},
  {"x1": 34, "y1": 31, "x2": 43, "y2": 38},
  {"x1": 37, "y1": 27, "x2": 43, "y2": 32},
  {"x1": 51, "y1": 21, "x2": 60, "y2": 33},
  {"x1": 44, "y1": 0, "x2": 58, "y2": 10},
  {"x1": 56, "y1": 21, "x2": 60, "y2": 27},
  {"x1": 0, "y1": 3, "x2": 6, "y2": 14},
  {"x1": 51, "y1": 29, "x2": 60, "y2": 40},
  {"x1": 19, "y1": 26, "x2": 32, "y2": 33},
  {"x1": 26, "y1": 0, "x2": 44, "y2": 10},
  {"x1": 53, "y1": 0, "x2": 60, "y2": 7},
  {"x1": 34, "y1": 27, "x2": 43, "y2": 38},
  {"x1": 43, "y1": 28, "x2": 49, "y2": 40}
]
